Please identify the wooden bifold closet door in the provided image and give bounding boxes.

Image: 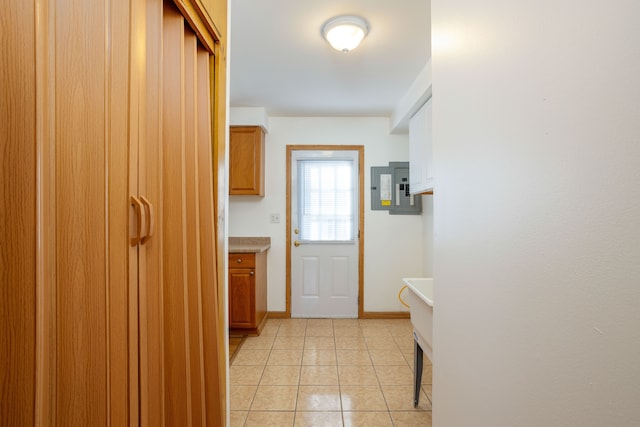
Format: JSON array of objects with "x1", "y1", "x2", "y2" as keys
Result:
[
  {"x1": 1, "y1": 0, "x2": 227, "y2": 425},
  {"x1": 133, "y1": 0, "x2": 225, "y2": 425},
  {"x1": 130, "y1": 0, "x2": 228, "y2": 423},
  {"x1": 2, "y1": 0, "x2": 132, "y2": 424}
]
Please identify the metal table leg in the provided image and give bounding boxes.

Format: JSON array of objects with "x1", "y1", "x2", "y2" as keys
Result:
[{"x1": 414, "y1": 337, "x2": 424, "y2": 407}]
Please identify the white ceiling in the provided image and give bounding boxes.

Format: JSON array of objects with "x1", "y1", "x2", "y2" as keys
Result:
[{"x1": 229, "y1": 0, "x2": 431, "y2": 118}]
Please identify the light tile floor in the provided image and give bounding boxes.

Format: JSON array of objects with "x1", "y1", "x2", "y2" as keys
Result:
[{"x1": 230, "y1": 318, "x2": 432, "y2": 427}]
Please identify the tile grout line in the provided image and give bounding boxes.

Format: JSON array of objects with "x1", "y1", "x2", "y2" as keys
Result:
[
  {"x1": 367, "y1": 324, "x2": 394, "y2": 423},
  {"x1": 241, "y1": 322, "x2": 279, "y2": 423},
  {"x1": 291, "y1": 319, "x2": 307, "y2": 427},
  {"x1": 333, "y1": 319, "x2": 346, "y2": 427}
]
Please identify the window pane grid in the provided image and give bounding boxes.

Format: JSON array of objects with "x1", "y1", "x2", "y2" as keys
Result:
[{"x1": 299, "y1": 160, "x2": 354, "y2": 242}]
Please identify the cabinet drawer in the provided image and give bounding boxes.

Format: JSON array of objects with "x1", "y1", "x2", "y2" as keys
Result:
[{"x1": 229, "y1": 253, "x2": 255, "y2": 268}]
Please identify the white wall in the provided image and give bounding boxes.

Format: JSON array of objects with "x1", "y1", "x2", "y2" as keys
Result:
[
  {"x1": 229, "y1": 116, "x2": 425, "y2": 312},
  {"x1": 432, "y1": 1, "x2": 640, "y2": 425}
]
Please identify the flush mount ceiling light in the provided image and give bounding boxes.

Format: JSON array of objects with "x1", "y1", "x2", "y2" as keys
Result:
[{"x1": 321, "y1": 15, "x2": 370, "y2": 53}]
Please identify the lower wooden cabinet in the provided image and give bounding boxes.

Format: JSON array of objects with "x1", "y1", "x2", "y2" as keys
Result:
[{"x1": 229, "y1": 251, "x2": 268, "y2": 334}]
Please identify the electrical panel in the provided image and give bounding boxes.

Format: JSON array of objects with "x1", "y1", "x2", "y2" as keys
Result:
[{"x1": 371, "y1": 162, "x2": 422, "y2": 215}]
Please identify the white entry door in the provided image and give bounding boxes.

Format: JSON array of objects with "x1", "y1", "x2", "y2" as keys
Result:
[{"x1": 290, "y1": 149, "x2": 360, "y2": 318}]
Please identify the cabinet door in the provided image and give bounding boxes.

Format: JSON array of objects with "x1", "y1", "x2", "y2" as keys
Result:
[
  {"x1": 409, "y1": 98, "x2": 434, "y2": 194},
  {"x1": 229, "y1": 268, "x2": 256, "y2": 327},
  {"x1": 229, "y1": 126, "x2": 265, "y2": 195}
]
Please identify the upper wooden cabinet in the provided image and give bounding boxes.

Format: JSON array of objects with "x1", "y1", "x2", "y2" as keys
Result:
[{"x1": 230, "y1": 126, "x2": 266, "y2": 195}]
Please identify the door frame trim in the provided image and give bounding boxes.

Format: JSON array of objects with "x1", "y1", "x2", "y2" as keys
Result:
[{"x1": 285, "y1": 145, "x2": 365, "y2": 318}]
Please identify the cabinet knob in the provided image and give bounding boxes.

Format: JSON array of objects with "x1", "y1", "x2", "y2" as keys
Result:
[
  {"x1": 249, "y1": 271, "x2": 254, "y2": 276},
  {"x1": 237, "y1": 258, "x2": 242, "y2": 263}
]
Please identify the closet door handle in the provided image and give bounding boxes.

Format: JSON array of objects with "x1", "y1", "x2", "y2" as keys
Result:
[
  {"x1": 140, "y1": 195, "x2": 154, "y2": 244},
  {"x1": 130, "y1": 196, "x2": 145, "y2": 246}
]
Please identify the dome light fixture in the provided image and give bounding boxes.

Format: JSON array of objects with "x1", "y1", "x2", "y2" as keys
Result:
[{"x1": 321, "y1": 15, "x2": 370, "y2": 53}]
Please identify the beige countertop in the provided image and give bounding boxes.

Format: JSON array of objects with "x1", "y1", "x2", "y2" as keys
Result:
[{"x1": 228, "y1": 236, "x2": 271, "y2": 253}]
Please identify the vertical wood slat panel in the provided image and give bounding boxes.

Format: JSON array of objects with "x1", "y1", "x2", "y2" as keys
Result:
[
  {"x1": 35, "y1": 0, "x2": 56, "y2": 423},
  {"x1": 162, "y1": 2, "x2": 190, "y2": 424},
  {"x1": 0, "y1": 1, "x2": 37, "y2": 425},
  {"x1": 197, "y1": 45, "x2": 224, "y2": 427},
  {"x1": 108, "y1": 0, "x2": 133, "y2": 424},
  {"x1": 183, "y1": 29, "x2": 206, "y2": 426},
  {"x1": 211, "y1": 39, "x2": 228, "y2": 424},
  {"x1": 55, "y1": 0, "x2": 108, "y2": 423},
  {"x1": 140, "y1": 0, "x2": 165, "y2": 425}
]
